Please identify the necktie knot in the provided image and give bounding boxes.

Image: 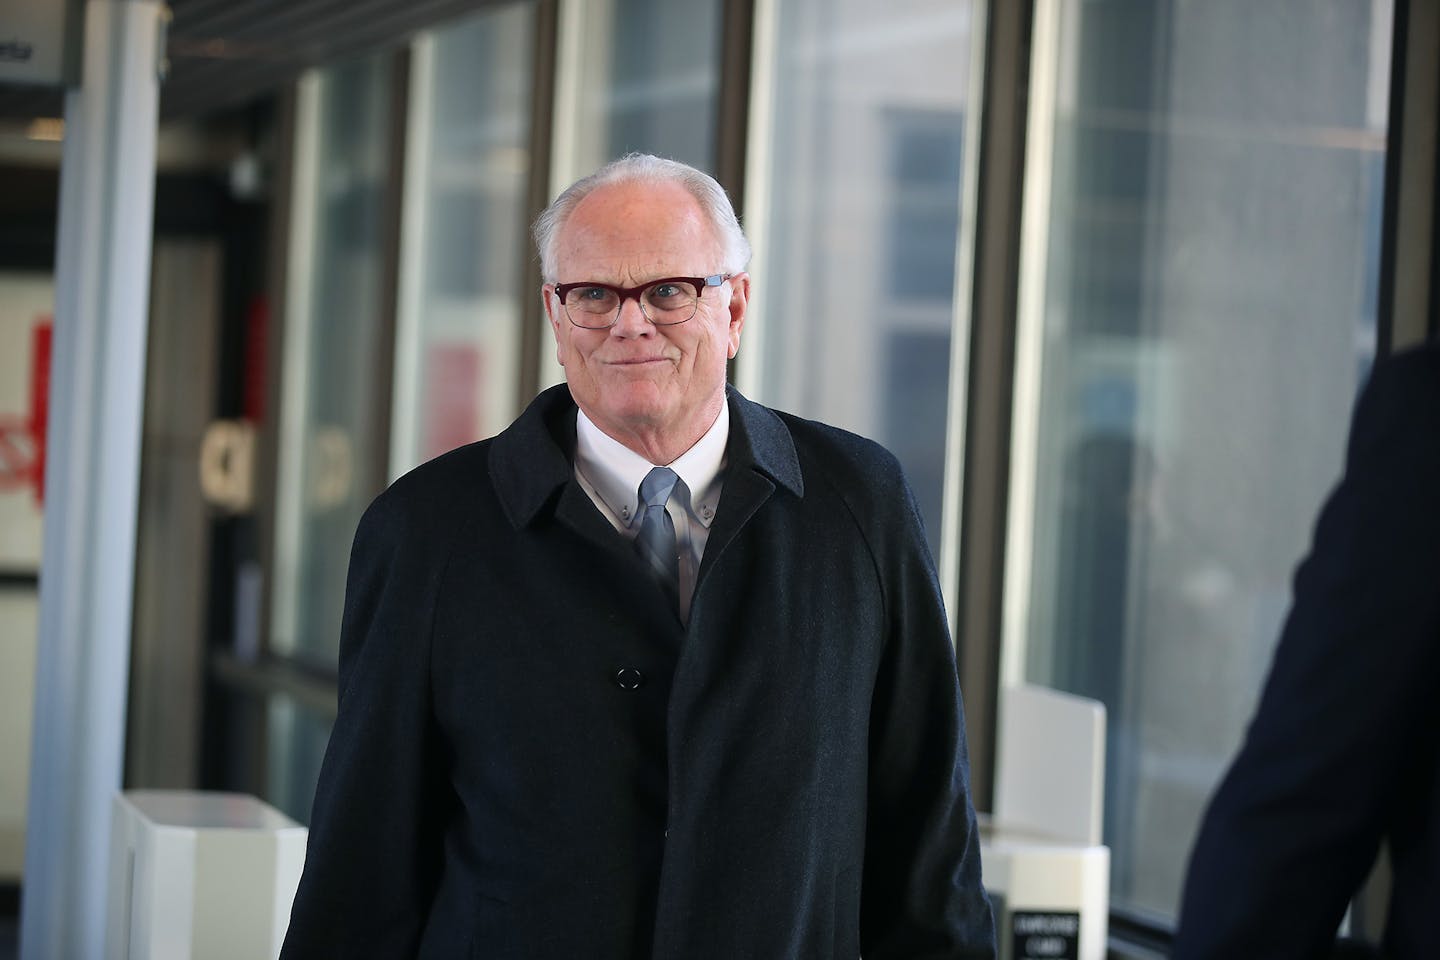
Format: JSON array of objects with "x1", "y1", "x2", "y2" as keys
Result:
[{"x1": 638, "y1": 467, "x2": 679, "y2": 509}]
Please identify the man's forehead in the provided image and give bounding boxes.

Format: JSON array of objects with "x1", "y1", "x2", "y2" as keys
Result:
[{"x1": 557, "y1": 181, "x2": 721, "y2": 273}]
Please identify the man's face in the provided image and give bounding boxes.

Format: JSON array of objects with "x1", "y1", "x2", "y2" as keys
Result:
[{"x1": 544, "y1": 180, "x2": 748, "y2": 458}]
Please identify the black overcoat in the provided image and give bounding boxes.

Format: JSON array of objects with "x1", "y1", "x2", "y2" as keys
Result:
[{"x1": 281, "y1": 385, "x2": 996, "y2": 959}]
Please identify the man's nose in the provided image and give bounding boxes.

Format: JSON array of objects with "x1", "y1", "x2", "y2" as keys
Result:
[{"x1": 610, "y1": 293, "x2": 653, "y2": 336}]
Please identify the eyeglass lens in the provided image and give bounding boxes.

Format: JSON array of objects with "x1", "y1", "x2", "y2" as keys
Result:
[{"x1": 564, "y1": 280, "x2": 701, "y2": 328}]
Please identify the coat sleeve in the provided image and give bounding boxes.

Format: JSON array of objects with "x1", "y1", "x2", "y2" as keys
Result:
[
  {"x1": 859, "y1": 462, "x2": 997, "y2": 960},
  {"x1": 1172, "y1": 349, "x2": 1440, "y2": 959},
  {"x1": 281, "y1": 486, "x2": 456, "y2": 957}
]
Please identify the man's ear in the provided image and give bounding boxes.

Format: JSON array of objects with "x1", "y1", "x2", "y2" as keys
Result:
[
  {"x1": 725, "y1": 272, "x2": 750, "y2": 359},
  {"x1": 542, "y1": 285, "x2": 566, "y2": 366}
]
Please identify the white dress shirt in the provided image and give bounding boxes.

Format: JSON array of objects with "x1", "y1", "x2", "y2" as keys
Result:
[{"x1": 573, "y1": 405, "x2": 728, "y2": 622}]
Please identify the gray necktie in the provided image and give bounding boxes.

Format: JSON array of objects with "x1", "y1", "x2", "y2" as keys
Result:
[{"x1": 635, "y1": 467, "x2": 680, "y2": 608}]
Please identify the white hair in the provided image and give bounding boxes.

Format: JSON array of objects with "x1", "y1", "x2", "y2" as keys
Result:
[{"x1": 533, "y1": 153, "x2": 752, "y2": 281}]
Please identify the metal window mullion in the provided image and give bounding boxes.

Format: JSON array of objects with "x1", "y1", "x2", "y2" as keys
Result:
[
  {"x1": 937, "y1": 0, "x2": 993, "y2": 637},
  {"x1": 734, "y1": 0, "x2": 778, "y2": 397},
  {"x1": 22, "y1": 1, "x2": 166, "y2": 955},
  {"x1": 714, "y1": 0, "x2": 755, "y2": 215},
  {"x1": 953, "y1": 0, "x2": 1037, "y2": 812},
  {"x1": 996, "y1": 0, "x2": 1059, "y2": 697},
  {"x1": 368, "y1": 49, "x2": 410, "y2": 493},
  {"x1": 1382, "y1": 0, "x2": 1440, "y2": 353},
  {"x1": 269, "y1": 71, "x2": 322, "y2": 657},
  {"x1": 519, "y1": 0, "x2": 561, "y2": 407},
  {"x1": 388, "y1": 33, "x2": 437, "y2": 481}
]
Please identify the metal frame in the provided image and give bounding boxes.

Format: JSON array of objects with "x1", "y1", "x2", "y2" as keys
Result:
[
  {"x1": 22, "y1": 2, "x2": 167, "y2": 954},
  {"x1": 937, "y1": 0, "x2": 993, "y2": 647},
  {"x1": 268, "y1": 70, "x2": 322, "y2": 660},
  {"x1": 714, "y1": 0, "x2": 754, "y2": 214},
  {"x1": 519, "y1": 0, "x2": 560, "y2": 406},
  {"x1": 389, "y1": 32, "x2": 437, "y2": 480},
  {"x1": 372, "y1": 48, "x2": 410, "y2": 489},
  {"x1": 733, "y1": 0, "x2": 775, "y2": 397},
  {"x1": 954, "y1": 0, "x2": 1034, "y2": 813},
  {"x1": 1382, "y1": 0, "x2": 1440, "y2": 353}
]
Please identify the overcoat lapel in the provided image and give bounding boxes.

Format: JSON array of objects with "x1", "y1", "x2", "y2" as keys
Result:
[
  {"x1": 488, "y1": 383, "x2": 809, "y2": 623},
  {"x1": 695, "y1": 388, "x2": 805, "y2": 596}
]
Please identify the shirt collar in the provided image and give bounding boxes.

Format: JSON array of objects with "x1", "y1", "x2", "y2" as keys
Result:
[{"x1": 574, "y1": 404, "x2": 729, "y2": 530}]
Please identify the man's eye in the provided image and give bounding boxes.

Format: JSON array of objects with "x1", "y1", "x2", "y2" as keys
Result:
[
  {"x1": 577, "y1": 286, "x2": 611, "y2": 301},
  {"x1": 651, "y1": 283, "x2": 681, "y2": 299}
]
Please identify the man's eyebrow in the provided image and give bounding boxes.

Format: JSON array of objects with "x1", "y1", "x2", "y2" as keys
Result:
[{"x1": 563, "y1": 275, "x2": 696, "y2": 287}]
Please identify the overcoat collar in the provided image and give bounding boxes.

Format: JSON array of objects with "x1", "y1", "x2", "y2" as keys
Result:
[{"x1": 489, "y1": 384, "x2": 804, "y2": 531}]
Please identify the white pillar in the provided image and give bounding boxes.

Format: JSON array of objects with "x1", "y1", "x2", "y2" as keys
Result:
[{"x1": 20, "y1": 1, "x2": 166, "y2": 958}]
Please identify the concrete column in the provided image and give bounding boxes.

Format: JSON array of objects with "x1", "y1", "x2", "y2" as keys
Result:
[{"x1": 20, "y1": 1, "x2": 166, "y2": 957}]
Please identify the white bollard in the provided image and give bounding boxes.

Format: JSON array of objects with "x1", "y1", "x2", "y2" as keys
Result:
[{"x1": 104, "y1": 791, "x2": 307, "y2": 960}]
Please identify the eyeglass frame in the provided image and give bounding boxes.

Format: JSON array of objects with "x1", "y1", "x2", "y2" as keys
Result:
[{"x1": 551, "y1": 273, "x2": 731, "y2": 329}]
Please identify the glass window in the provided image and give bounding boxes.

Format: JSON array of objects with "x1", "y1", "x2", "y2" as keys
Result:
[
  {"x1": 1004, "y1": 0, "x2": 1393, "y2": 922},
  {"x1": 267, "y1": 695, "x2": 335, "y2": 823},
  {"x1": 559, "y1": 0, "x2": 722, "y2": 174},
  {"x1": 745, "y1": 0, "x2": 980, "y2": 559},
  {"x1": 271, "y1": 54, "x2": 396, "y2": 665},
  {"x1": 390, "y1": 3, "x2": 536, "y2": 477}
]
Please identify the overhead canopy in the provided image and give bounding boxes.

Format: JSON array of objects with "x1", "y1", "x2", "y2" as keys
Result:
[{"x1": 0, "y1": 0, "x2": 504, "y2": 120}]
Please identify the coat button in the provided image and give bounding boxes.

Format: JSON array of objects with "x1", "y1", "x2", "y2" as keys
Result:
[{"x1": 614, "y1": 667, "x2": 644, "y2": 691}]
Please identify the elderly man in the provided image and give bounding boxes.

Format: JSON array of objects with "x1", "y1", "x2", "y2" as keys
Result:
[{"x1": 282, "y1": 154, "x2": 995, "y2": 959}]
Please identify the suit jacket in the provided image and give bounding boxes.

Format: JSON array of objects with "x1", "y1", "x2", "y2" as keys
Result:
[
  {"x1": 1173, "y1": 343, "x2": 1440, "y2": 959},
  {"x1": 281, "y1": 385, "x2": 996, "y2": 959}
]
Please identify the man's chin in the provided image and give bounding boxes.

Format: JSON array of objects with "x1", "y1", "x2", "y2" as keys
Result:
[
  {"x1": 584, "y1": 396, "x2": 673, "y2": 435},
  {"x1": 611, "y1": 404, "x2": 669, "y2": 432}
]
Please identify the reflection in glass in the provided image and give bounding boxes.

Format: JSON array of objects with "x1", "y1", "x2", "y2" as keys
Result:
[
  {"x1": 272, "y1": 55, "x2": 394, "y2": 664},
  {"x1": 1009, "y1": 0, "x2": 1392, "y2": 920},
  {"x1": 750, "y1": 0, "x2": 977, "y2": 558},
  {"x1": 565, "y1": 0, "x2": 721, "y2": 172},
  {"x1": 267, "y1": 695, "x2": 334, "y2": 824},
  {"x1": 391, "y1": 3, "x2": 535, "y2": 476}
]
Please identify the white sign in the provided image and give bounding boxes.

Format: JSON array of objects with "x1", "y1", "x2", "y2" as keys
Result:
[{"x1": 0, "y1": 0, "x2": 80, "y2": 87}]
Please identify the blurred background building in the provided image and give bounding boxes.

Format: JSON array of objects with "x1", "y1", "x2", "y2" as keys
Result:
[{"x1": 1, "y1": 0, "x2": 1436, "y2": 955}]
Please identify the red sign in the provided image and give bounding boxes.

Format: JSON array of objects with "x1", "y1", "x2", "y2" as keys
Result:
[
  {"x1": 0, "y1": 316, "x2": 52, "y2": 504},
  {"x1": 31, "y1": 319, "x2": 50, "y2": 502}
]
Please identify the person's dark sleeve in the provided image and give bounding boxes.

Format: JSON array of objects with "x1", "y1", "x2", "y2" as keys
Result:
[
  {"x1": 859, "y1": 465, "x2": 997, "y2": 960},
  {"x1": 280, "y1": 487, "x2": 456, "y2": 957},
  {"x1": 1173, "y1": 349, "x2": 1440, "y2": 959}
]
